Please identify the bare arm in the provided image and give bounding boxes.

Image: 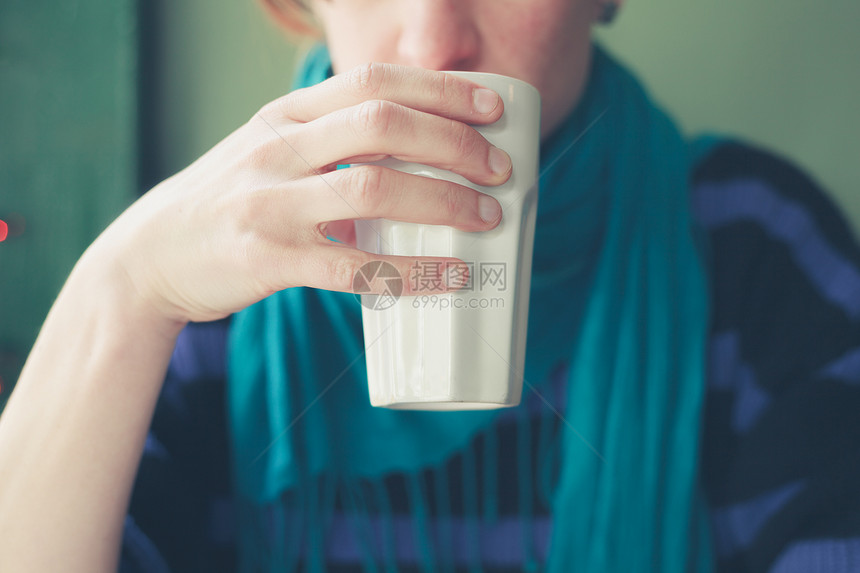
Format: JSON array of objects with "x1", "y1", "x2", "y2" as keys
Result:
[
  {"x1": 0, "y1": 247, "x2": 185, "y2": 572},
  {"x1": 0, "y1": 63, "x2": 507, "y2": 572}
]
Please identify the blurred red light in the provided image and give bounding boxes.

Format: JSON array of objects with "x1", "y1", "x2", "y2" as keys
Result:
[{"x1": 0, "y1": 220, "x2": 8, "y2": 242}]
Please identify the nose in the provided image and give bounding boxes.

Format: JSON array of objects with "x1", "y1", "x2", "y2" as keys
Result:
[{"x1": 396, "y1": 0, "x2": 480, "y2": 71}]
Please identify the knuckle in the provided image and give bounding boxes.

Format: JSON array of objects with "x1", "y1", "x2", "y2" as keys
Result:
[
  {"x1": 256, "y1": 99, "x2": 278, "y2": 118},
  {"x1": 441, "y1": 184, "x2": 462, "y2": 221},
  {"x1": 451, "y1": 121, "x2": 476, "y2": 159},
  {"x1": 355, "y1": 100, "x2": 393, "y2": 136},
  {"x1": 347, "y1": 165, "x2": 385, "y2": 213},
  {"x1": 257, "y1": 86, "x2": 303, "y2": 122},
  {"x1": 437, "y1": 72, "x2": 457, "y2": 109},
  {"x1": 241, "y1": 139, "x2": 278, "y2": 171},
  {"x1": 240, "y1": 123, "x2": 302, "y2": 172},
  {"x1": 354, "y1": 99, "x2": 395, "y2": 138},
  {"x1": 327, "y1": 253, "x2": 362, "y2": 292},
  {"x1": 347, "y1": 62, "x2": 386, "y2": 98},
  {"x1": 234, "y1": 227, "x2": 263, "y2": 274},
  {"x1": 258, "y1": 96, "x2": 286, "y2": 120},
  {"x1": 231, "y1": 189, "x2": 268, "y2": 239},
  {"x1": 231, "y1": 211, "x2": 269, "y2": 276}
]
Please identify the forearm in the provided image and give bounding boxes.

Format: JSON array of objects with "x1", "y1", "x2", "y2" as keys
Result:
[{"x1": 0, "y1": 249, "x2": 186, "y2": 572}]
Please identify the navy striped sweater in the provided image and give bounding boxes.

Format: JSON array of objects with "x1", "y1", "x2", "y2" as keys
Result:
[{"x1": 121, "y1": 142, "x2": 860, "y2": 572}]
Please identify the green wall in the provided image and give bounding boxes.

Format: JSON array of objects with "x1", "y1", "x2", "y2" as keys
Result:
[
  {"x1": 152, "y1": 0, "x2": 302, "y2": 179},
  {"x1": 0, "y1": 0, "x2": 139, "y2": 404},
  {"x1": 596, "y1": 0, "x2": 860, "y2": 226}
]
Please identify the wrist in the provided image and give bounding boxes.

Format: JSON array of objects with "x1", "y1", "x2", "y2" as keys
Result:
[{"x1": 69, "y1": 239, "x2": 188, "y2": 342}]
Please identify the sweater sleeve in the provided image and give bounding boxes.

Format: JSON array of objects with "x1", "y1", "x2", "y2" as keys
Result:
[
  {"x1": 119, "y1": 319, "x2": 237, "y2": 573},
  {"x1": 692, "y1": 142, "x2": 860, "y2": 573}
]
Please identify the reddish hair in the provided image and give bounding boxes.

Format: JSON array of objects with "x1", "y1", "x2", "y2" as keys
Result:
[{"x1": 258, "y1": 0, "x2": 322, "y2": 38}]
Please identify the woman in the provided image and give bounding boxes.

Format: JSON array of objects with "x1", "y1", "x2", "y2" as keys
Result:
[{"x1": 2, "y1": 0, "x2": 859, "y2": 571}]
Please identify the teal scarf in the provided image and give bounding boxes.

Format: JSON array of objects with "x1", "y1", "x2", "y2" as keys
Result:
[{"x1": 228, "y1": 41, "x2": 722, "y2": 572}]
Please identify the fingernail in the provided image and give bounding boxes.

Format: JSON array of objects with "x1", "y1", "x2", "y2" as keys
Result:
[
  {"x1": 473, "y1": 88, "x2": 500, "y2": 114},
  {"x1": 489, "y1": 146, "x2": 512, "y2": 176},
  {"x1": 478, "y1": 194, "x2": 501, "y2": 223}
]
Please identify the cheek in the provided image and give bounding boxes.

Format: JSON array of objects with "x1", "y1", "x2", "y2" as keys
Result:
[
  {"x1": 482, "y1": 0, "x2": 587, "y2": 72},
  {"x1": 478, "y1": 0, "x2": 594, "y2": 136},
  {"x1": 318, "y1": 14, "x2": 400, "y2": 74}
]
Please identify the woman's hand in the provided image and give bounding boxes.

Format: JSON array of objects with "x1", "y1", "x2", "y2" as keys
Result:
[
  {"x1": 0, "y1": 64, "x2": 512, "y2": 572},
  {"x1": 90, "y1": 62, "x2": 511, "y2": 325}
]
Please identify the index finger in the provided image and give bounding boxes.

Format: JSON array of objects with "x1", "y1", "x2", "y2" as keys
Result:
[{"x1": 269, "y1": 62, "x2": 504, "y2": 125}]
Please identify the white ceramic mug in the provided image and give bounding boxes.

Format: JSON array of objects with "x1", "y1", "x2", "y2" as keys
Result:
[{"x1": 354, "y1": 71, "x2": 541, "y2": 410}]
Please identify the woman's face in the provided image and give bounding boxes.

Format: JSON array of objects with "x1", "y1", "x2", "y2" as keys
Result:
[{"x1": 309, "y1": 0, "x2": 606, "y2": 139}]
